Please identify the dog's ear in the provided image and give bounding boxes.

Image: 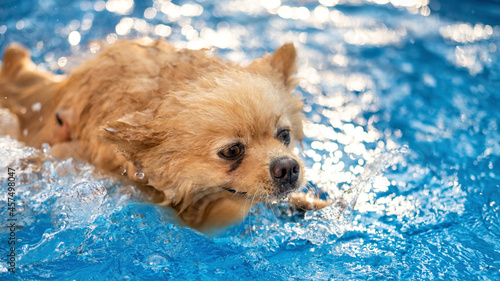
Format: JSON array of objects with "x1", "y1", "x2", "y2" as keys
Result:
[
  {"x1": 1, "y1": 43, "x2": 30, "y2": 80},
  {"x1": 269, "y1": 43, "x2": 297, "y2": 85},
  {"x1": 100, "y1": 109, "x2": 163, "y2": 157},
  {"x1": 248, "y1": 43, "x2": 297, "y2": 88}
]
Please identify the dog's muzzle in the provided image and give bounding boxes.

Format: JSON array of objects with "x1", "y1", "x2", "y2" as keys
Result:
[{"x1": 270, "y1": 157, "x2": 300, "y2": 195}]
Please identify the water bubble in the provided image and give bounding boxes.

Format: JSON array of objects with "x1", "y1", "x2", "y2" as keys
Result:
[
  {"x1": 135, "y1": 172, "x2": 145, "y2": 179},
  {"x1": 144, "y1": 254, "x2": 169, "y2": 271},
  {"x1": 42, "y1": 143, "x2": 51, "y2": 154},
  {"x1": 31, "y1": 102, "x2": 42, "y2": 112}
]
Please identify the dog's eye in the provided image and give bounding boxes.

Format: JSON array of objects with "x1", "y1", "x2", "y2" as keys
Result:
[
  {"x1": 277, "y1": 129, "x2": 291, "y2": 145},
  {"x1": 219, "y1": 143, "x2": 245, "y2": 160}
]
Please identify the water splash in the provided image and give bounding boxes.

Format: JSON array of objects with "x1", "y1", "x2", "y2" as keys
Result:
[
  {"x1": 301, "y1": 146, "x2": 409, "y2": 244},
  {"x1": 51, "y1": 181, "x2": 107, "y2": 229}
]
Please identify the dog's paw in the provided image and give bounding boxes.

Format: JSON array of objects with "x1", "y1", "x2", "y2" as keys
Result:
[{"x1": 289, "y1": 192, "x2": 331, "y2": 211}]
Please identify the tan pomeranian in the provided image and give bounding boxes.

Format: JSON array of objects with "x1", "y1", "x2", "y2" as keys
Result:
[{"x1": 0, "y1": 40, "x2": 329, "y2": 232}]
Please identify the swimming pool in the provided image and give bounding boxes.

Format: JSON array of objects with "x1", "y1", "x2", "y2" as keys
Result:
[{"x1": 0, "y1": 0, "x2": 499, "y2": 279}]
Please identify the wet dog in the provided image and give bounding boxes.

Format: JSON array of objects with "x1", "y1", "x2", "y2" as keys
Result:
[{"x1": 0, "y1": 40, "x2": 328, "y2": 232}]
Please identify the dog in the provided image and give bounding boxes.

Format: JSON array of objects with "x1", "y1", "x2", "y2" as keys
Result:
[{"x1": 0, "y1": 40, "x2": 329, "y2": 232}]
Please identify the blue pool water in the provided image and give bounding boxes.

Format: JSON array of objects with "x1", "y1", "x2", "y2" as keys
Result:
[{"x1": 0, "y1": 0, "x2": 499, "y2": 279}]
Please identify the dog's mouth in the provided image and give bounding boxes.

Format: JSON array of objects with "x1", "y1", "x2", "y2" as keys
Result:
[
  {"x1": 222, "y1": 186, "x2": 297, "y2": 201},
  {"x1": 222, "y1": 187, "x2": 247, "y2": 195}
]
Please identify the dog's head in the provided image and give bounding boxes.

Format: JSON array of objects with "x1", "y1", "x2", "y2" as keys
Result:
[{"x1": 102, "y1": 43, "x2": 304, "y2": 216}]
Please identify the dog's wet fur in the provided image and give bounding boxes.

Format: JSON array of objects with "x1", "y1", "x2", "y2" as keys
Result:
[{"x1": 0, "y1": 40, "x2": 329, "y2": 233}]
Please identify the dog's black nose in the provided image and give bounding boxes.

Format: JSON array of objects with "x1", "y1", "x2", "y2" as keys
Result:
[{"x1": 270, "y1": 157, "x2": 300, "y2": 191}]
